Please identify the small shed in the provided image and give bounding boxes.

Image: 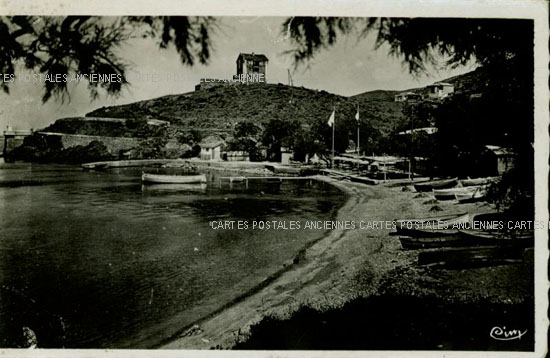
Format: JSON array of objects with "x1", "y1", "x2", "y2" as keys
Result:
[
  {"x1": 200, "y1": 136, "x2": 225, "y2": 160},
  {"x1": 486, "y1": 145, "x2": 515, "y2": 174},
  {"x1": 280, "y1": 146, "x2": 293, "y2": 165}
]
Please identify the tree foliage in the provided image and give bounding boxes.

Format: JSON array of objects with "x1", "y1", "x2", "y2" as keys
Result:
[{"x1": 0, "y1": 16, "x2": 216, "y2": 102}]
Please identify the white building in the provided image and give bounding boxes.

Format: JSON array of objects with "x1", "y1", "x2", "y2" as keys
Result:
[{"x1": 427, "y1": 82, "x2": 454, "y2": 100}]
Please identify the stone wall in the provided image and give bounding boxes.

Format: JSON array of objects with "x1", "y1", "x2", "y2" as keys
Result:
[{"x1": 38, "y1": 132, "x2": 140, "y2": 154}]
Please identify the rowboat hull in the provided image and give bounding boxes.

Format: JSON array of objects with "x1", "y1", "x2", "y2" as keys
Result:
[
  {"x1": 418, "y1": 246, "x2": 525, "y2": 269},
  {"x1": 459, "y1": 177, "x2": 498, "y2": 187},
  {"x1": 141, "y1": 183, "x2": 207, "y2": 192},
  {"x1": 455, "y1": 186, "x2": 488, "y2": 203},
  {"x1": 399, "y1": 235, "x2": 472, "y2": 249},
  {"x1": 433, "y1": 186, "x2": 477, "y2": 200},
  {"x1": 394, "y1": 213, "x2": 470, "y2": 237},
  {"x1": 142, "y1": 173, "x2": 207, "y2": 184},
  {"x1": 458, "y1": 228, "x2": 534, "y2": 247},
  {"x1": 413, "y1": 178, "x2": 458, "y2": 192}
]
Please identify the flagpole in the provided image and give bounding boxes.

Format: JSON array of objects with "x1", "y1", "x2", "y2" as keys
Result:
[
  {"x1": 356, "y1": 103, "x2": 360, "y2": 155},
  {"x1": 332, "y1": 107, "x2": 335, "y2": 167}
]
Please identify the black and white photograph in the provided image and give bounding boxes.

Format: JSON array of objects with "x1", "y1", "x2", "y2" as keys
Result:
[{"x1": 0, "y1": 1, "x2": 548, "y2": 356}]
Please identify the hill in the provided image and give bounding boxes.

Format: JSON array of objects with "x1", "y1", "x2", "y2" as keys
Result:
[{"x1": 87, "y1": 84, "x2": 355, "y2": 131}]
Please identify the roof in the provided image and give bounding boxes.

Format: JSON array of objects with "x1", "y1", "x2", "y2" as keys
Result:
[
  {"x1": 396, "y1": 92, "x2": 420, "y2": 96},
  {"x1": 200, "y1": 135, "x2": 225, "y2": 149},
  {"x1": 485, "y1": 145, "x2": 514, "y2": 156},
  {"x1": 236, "y1": 53, "x2": 269, "y2": 63},
  {"x1": 397, "y1": 127, "x2": 438, "y2": 135},
  {"x1": 428, "y1": 82, "x2": 454, "y2": 87}
]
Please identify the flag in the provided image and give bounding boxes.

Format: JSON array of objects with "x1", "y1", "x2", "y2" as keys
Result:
[
  {"x1": 355, "y1": 110, "x2": 359, "y2": 122},
  {"x1": 327, "y1": 110, "x2": 335, "y2": 127}
]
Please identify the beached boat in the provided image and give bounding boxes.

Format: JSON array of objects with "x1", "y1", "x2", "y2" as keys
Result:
[
  {"x1": 458, "y1": 176, "x2": 498, "y2": 187},
  {"x1": 413, "y1": 177, "x2": 458, "y2": 192},
  {"x1": 141, "y1": 173, "x2": 207, "y2": 184},
  {"x1": 458, "y1": 228, "x2": 534, "y2": 247},
  {"x1": 393, "y1": 212, "x2": 470, "y2": 237},
  {"x1": 399, "y1": 235, "x2": 472, "y2": 250},
  {"x1": 454, "y1": 186, "x2": 488, "y2": 203},
  {"x1": 432, "y1": 186, "x2": 480, "y2": 201},
  {"x1": 418, "y1": 246, "x2": 525, "y2": 269}
]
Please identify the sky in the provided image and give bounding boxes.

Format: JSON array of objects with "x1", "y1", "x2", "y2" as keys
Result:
[{"x1": 0, "y1": 17, "x2": 476, "y2": 131}]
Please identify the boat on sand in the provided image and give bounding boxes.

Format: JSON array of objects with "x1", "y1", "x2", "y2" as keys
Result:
[
  {"x1": 454, "y1": 186, "x2": 489, "y2": 203},
  {"x1": 458, "y1": 177, "x2": 498, "y2": 187},
  {"x1": 432, "y1": 186, "x2": 480, "y2": 201},
  {"x1": 413, "y1": 178, "x2": 458, "y2": 192},
  {"x1": 418, "y1": 246, "x2": 525, "y2": 269},
  {"x1": 141, "y1": 173, "x2": 207, "y2": 184}
]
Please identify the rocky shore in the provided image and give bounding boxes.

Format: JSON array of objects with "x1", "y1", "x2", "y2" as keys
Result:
[{"x1": 161, "y1": 177, "x2": 534, "y2": 350}]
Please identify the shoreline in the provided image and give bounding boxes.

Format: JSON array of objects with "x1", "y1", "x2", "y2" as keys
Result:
[
  {"x1": 161, "y1": 175, "x2": 533, "y2": 350},
  {"x1": 161, "y1": 176, "x2": 419, "y2": 349}
]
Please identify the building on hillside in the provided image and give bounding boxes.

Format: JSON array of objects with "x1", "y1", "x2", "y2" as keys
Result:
[
  {"x1": 427, "y1": 82, "x2": 454, "y2": 100},
  {"x1": 394, "y1": 92, "x2": 423, "y2": 102},
  {"x1": 234, "y1": 53, "x2": 268, "y2": 83},
  {"x1": 199, "y1": 135, "x2": 225, "y2": 160},
  {"x1": 195, "y1": 52, "x2": 269, "y2": 91}
]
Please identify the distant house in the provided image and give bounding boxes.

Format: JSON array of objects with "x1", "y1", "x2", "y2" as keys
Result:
[
  {"x1": 200, "y1": 136, "x2": 225, "y2": 160},
  {"x1": 280, "y1": 146, "x2": 292, "y2": 165},
  {"x1": 234, "y1": 53, "x2": 268, "y2": 83},
  {"x1": 486, "y1": 145, "x2": 515, "y2": 174},
  {"x1": 223, "y1": 151, "x2": 249, "y2": 162},
  {"x1": 397, "y1": 127, "x2": 438, "y2": 135},
  {"x1": 427, "y1": 82, "x2": 454, "y2": 100},
  {"x1": 394, "y1": 92, "x2": 422, "y2": 102}
]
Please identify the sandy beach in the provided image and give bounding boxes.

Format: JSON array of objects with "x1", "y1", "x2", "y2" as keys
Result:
[{"x1": 161, "y1": 176, "x2": 533, "y2": 349}]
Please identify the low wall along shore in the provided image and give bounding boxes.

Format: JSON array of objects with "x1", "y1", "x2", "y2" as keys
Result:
[{"x1": 37, "y1": 132, "x2": 140, "y2": 154}]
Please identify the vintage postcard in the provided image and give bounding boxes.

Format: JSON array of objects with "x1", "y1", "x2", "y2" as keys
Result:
[{"x1": 0, "y1": 0, "x2": 548, "y2": 357}]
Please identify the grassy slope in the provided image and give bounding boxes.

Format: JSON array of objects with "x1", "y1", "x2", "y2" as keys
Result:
[{"x1": 78, "y1": 68, "x2": 484, "y2": 140}]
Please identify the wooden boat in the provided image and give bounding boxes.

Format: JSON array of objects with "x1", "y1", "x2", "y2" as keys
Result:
[
  {"x1": 413, "y1": 177, "x2": 458, "y2": 192},
  {"x1": 432, "y1": 186, "x2": 479, "y2": 201},
  {"x1": 455, "y1": 186, "x2": 488, "y2": 203},
  {"x1": 418, "y1": 246, "x2": 525, "y2": 269},
  {"x1": 141, "y1": 183, "x2": 207, "y2": 192},
  {"x1": 83, "y1": 159, "x2": 184, "y2": 170},
  {"x1": 393, "y1": 213, "x2": 470, "y2": 237},
  {"x1": 141, "y1": 172, "x2": 207, "y2": 184},
  {"x1": 399, "y1": 235, "x2": 472, "y2": 250},
  {"x1": 459, "y1": 176, "x2": 498, "y2": 187},
  {"x1": 458, "y1": 228, "x2": 534, "y2": 247}
]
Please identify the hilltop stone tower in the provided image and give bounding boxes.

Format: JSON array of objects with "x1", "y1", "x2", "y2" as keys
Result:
[{"x1": 235, "y1": 52, "x2": 268, "y2": 83}]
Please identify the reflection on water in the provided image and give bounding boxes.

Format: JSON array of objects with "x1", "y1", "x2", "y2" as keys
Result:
[{"x1": 0, "y1": 164, "x2": 345, "y2": 348}]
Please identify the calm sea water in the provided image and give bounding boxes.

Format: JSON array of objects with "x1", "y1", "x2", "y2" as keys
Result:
[{"x1": 0, "y1": 163, "x2": 345, "y2": 348}]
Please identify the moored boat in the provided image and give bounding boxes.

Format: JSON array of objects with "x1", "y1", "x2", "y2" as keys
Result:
[
  {"x1": 413, "y1": 177, "x2": 458, "y2": 192},
  {"x1": 141, "y1": 172, "x2": 207, "y2": 184},
  {"x1": 141, "y1": 183, "x2": 207, "y2": 192}
]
